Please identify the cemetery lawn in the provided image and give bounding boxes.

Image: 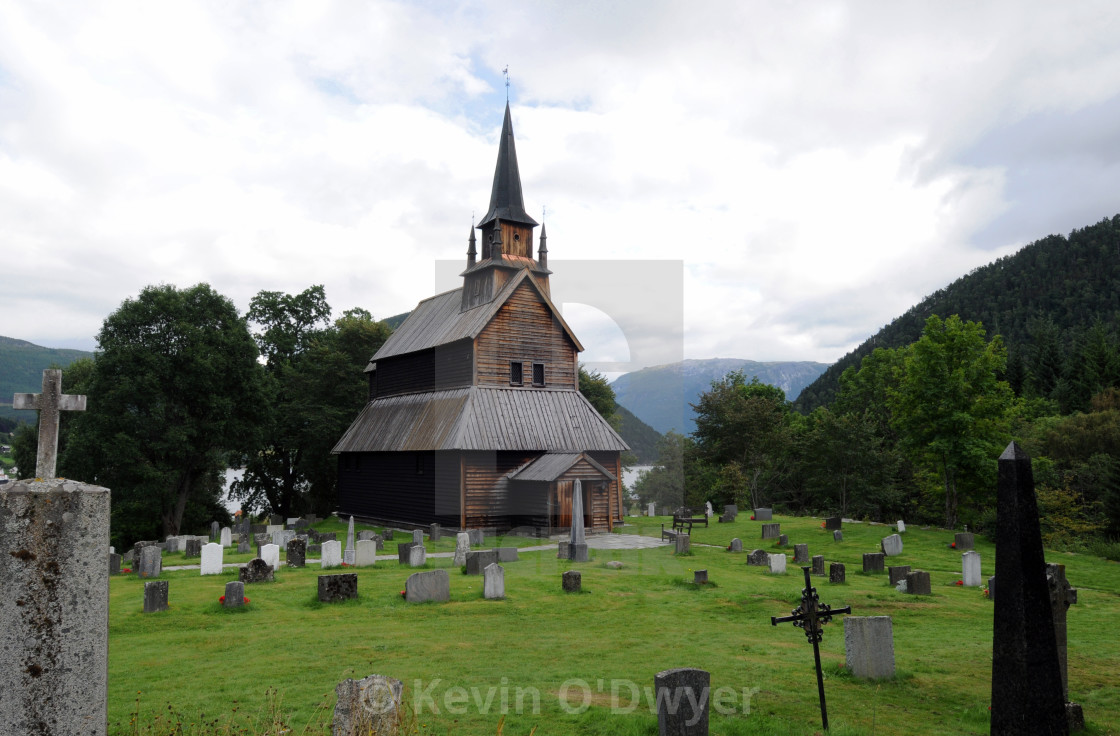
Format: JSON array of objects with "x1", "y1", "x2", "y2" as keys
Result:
[{"x1": 109, "y1": 517, "x2": 1120, "y2": 735}]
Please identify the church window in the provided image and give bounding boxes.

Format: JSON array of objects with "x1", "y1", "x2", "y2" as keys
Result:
[
  {"x1": 509, "y1": 361, "x2": 523, "y2": 386},
  {"x1": 532, "y1": 362, "x2": 545, "y2": 387}
]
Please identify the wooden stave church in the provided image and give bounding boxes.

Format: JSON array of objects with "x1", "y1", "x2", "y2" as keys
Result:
[{"x1": 332, "y1": 103, "x2": 629, "y2": 534}]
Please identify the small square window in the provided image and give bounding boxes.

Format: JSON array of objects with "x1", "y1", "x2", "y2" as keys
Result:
[
  {"x1": 532, "y1": 362, "x2": 545, "y2": 387},
  {"x1": 509, "y1": 361, "x2": 523, "y2": 386}
]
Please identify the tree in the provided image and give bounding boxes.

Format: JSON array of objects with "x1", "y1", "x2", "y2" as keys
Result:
[
  {"x1": 631, "y1": 431, "x2": 689, "y2": 510},
  {"x1": 63, "y1": 284, "x2": 264, "y2": 545},
  {"x1": 800, "y1": 407, "x2": 895, "y2": 518},
  {"x1": 578, "y1": 365, "x2": 616, "y2": 419},
  {"x1": 891, "y1": 315, "x2": 1013, "y2": 528}
]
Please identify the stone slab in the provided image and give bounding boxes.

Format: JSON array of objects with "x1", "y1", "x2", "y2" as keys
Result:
[
  {"x1": 844, "y1": 616, "x2": 895, "y2": 679},
  {"x1": 962, "y1": 550, "x2": 982, "y2": 586},
  {"x1": 905, "y1": 570, "x2": 932, "y2": 595},
  {"x1": 793, "y1": 543, "x2": 809, "y2": 564},
  {"x1": 466, "y1": 549, "x2": 498, "y2": 575},
  {"x1": 654, "y1": 667, "x2": 710, "y2": 735},
  {"x1": 880, "y1": 534, "x2": 903, "y2": 556},
  {"x1": 829, "y1": 562, "x2": 846, "y2": 583},
  {"x1": 286, "y1": 538, "x2": 306, "y2": 568},
  {"x1": 261, "y1": 543, "x2": 280, "y2": 571},
  {"x1": 320, "y1": 540, "x2": 342, "y2": 568},
  {"x1": 729, "y1": 538, "x2": 742, "y2": 552},
  {"x1": 483, "y1": 563, "x2": 505, "y2": 599},
  {"x1": 354, "y1": 539, "x2": 377, "y2": 567},
  {"x1": 318, "y1": 573, "x2": 358, "y2": 603},
  {"x1": 239, "y1": 558, "x2": 274, "y2": 584},
  {"x1": 223, "y1": 581, "x2": 245, "y2": 608},
  {"x1": 408, "y1": 544, "x2": 426, "y2": 567},
  {"x1": 863, "y1": 552, "x2": 885, "y2": 573},
  {"x1": 768, "y1": 553, "x2": 787, "y2": 574},
  {"x1": 494, "y1": 546, "x2": 519, "y2": 562},
  {"x1": 405, "y1": 569, "x2": 450, "y2": 603},
  {"x1": 888, "y1": 566, "x2": 912, "y2": 586},
  {"x1": 753, "y1": 507, "x2": 772, "y2": 521},
  {"x1": 200, "y1": 542, "x2": 224, "y2": 575},
  {"x1": 761, "y1": 522, "x2": 781, "y2": 539},
  {"x1": 144, "y1": 579, "x2": 168, "y2": 613},
  {"x1": 562, "y1": 570, "x2": 582, "y2": 592},
  {"x1": 747, "y1": 549, "x2": 769, "y2": 566},
  {"x1": 824, "y1": 516, "x2": 842, "y2": 530}
]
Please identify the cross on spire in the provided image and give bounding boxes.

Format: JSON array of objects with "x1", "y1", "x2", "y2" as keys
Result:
[
  {"x1": 13, "y1": 368, "x2": 87, "y2": 478},
  {"x1": 503, "y1": 65, "x2": 510, "y2": 101},
  {"x1": 771, "y1": 566, "x2": 852, "y2": 730}
]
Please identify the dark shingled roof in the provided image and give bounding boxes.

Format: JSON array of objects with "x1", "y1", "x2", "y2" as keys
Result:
[
  {"x1": 331, "y1": 387, "x2": 629, "y2": 453},
  {"x1": 478, "y1": 103, "x2": 538, "y2": 229},
  {"x1": 371, "y1": 268, "x2": 581, "y2": 362},
  {"x1": 506, "y1": 452, "x2": 617, "y2": 482}
]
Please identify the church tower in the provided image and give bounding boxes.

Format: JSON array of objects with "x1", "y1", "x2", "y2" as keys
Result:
[{"x1": 462, "y1": 103, "x2": 551, "y2": 310}]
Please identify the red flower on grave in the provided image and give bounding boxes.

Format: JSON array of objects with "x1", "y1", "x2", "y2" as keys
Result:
[
  {"x1": 400, "y1": 590, "x2": 407, "y2": 598},
  {"x1": 820, "y1": 522, "x2": 826, "y2": 528},
  {"x1": 955, "y1": 580, "x2": 963, "y2": 585},
  {"x1": 122, "y1": 568, "x2": 132, "y2": 573},
  {"x1": 951, "y1": 542, "x2": 956, "y2": 548},
  {"x1": 219, "y1": 595, "x2": 226, "y2": 602},
  {"x1": 983, "y1": 589, "x2": 990, "y2": 597},
  {"x1": 243, "y1": 597, "x2": 250, "y2": 604},
  {"x1": 750, "y1": 515, "x2": 756, "y2": 521},
  {"x1": 341, "y1": 562, "x2": 351, "y2": 567}
]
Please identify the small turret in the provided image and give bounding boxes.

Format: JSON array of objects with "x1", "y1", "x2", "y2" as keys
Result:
[
  {"x1": 467, "y1": 225, "x2": 477, "y2": 269},
  {"x1": 538, "y1": 222, "x2": 548, "y2": 269}
]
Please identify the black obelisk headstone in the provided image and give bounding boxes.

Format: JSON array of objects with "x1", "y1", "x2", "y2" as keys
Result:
[{"x1": 990, "y1": 442, "x2": 1068, "y2": 735}]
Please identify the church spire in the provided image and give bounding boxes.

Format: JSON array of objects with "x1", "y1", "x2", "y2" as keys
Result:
[
  {"x1": 466, "y1": 225, "x2": 477, "y2": 268},
  {"x1": 478, "y1": 102, "x2": 538, "y2": 229}
]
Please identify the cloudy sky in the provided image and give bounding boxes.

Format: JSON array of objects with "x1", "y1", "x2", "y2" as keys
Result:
[{"x1": 4, "y1": 1, "x2": 1120, "y2": 376}]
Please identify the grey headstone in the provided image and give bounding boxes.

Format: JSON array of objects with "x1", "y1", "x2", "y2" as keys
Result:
[
  {"x1": 675, "y1": 534, "x2": 691, "y2": 554},
  {"x1": 793, "y1": 543, "x2": 809, "y2": 564},
  {"x1": 729, "y1": 538, "x2": 742, "y2": 552},
  {"x1": 237, "y1": 537, "x2": 251, "y2": 554},
  {"x1": 405, "y1": 569, "x2": 450, "y2": 603},
  {"x1": 863, "y1": 552, "x2": 885, "y2": 573},
  {"x1": 768, "y1": 552, "x2": 787, "y2": 574},
  {"x1": 144, "y1": 579, "x2": 169, "y2": 613},
  {"x1": 829, "y1": 562, "x2": 846, "y2": 583},
  {"x1": 1047, "y1": 562, "x2": 1079, "y2": 702},
  {"x1": 569, "y1": 543, "x2": 589, "y2": 562},
  {"x1": 811, "y1": 554, "x2": 825, "y2": 576},
  {"x1": 286, "y1": 538, "x2": 306, "y2": 568},
  {"x1": 888, "y1": 566, "x2": 912, "y2": 586},
  {"x1": 333, "y1": 674, "x2": 403, "y2": 735},
  {"x1": 318, "y1": 573, "x2": 358, "y2": 603},
  {"x1": 344, "y1": 516, "x2": 356, "y2": 565},
  {"x1": 412, "y1": 529, "x2": 424, "y2": 545},
  {"x1": 223, "y1": 581, "x2": 245, "y2": 608},
  {"x1": 357, "y1": 531, "x2": 377, "y2": 541},
  {"x1": 988, "y1": 575, "x2": 996, "y2": 601},
  {"x1": 138, "y1": 545, "x2": 162, "y2": 579},
  {"x1": 354, "y1": 539, "x2": 376, "y2": 567},
  {"x1": 962, "y1": 551, "x2": 982, "y2": 586},
  {"x1": 754, "y1": 507, "x2": 772, "y2": 521},
  {"x1": 724, "y1": 504, "x2": 738, "y2": 519},
  {"x1": 454, "y1": 533, "x2": 470, "y2": 565},
  {"x1": 429, "y1": 523, "x2": 441, "y2": 542},
  {"x1": 880, "y1": 534, "x2": 903, "y2": 556},
  {"x1": 494, "y1": 547, "x2": 519, "y2": 563},
  {"x1": 109, "y1": 552, "x2": 122, "y2": 575},
  {"x1": 557, "y1": 541, "x2": 570, "y2": 559},
  {"x1": 320, "y1": 532, "x2": 337, "y2": 543},
  {"x1": 483, "y1": 563, "x2": 505, "y2": 599},
  {"x1": 747, "y1": 549, "x2": 769, "y2": 566},
  {"x1": 397, "y1": 541, "x2": 415, "y2": 564},
  {"x1": 382, "y1": 528, "x2": 394, "y2": 541},
  {"x1": 693, "y1": 569, "x2": 708, "y2": 585},
  {"x1": 896, "y1": 520, "x2": 906, "y2": 533},
  {"x1": 0, "y1": 479, "x2": 110, "y2": 735},
  {"x1": 654, "y1": 667, "x2": 710, "y2": 735},
  {"x1": 210, "y1": 520, "x2": 220, "y2": 541},
  {"x1": 408, "y1": 544, "x2": 426, "y2": 567},
  {"x1": 778, "y1": 534, "x2": 788, "y2": 546},
  {"x1": 954, "y1": 532, "x2": 975, "y2": 550},
  {"x1": 239, "y1": 558, "x2": 274, "y2": 584},
  {"x1": 833, "y1": 530, "x2": 843, "y2": 542},
  {"x1": 844, "y1": 616, "x2": 895, "y2": 679},
  {"x1": 466, "y1": 549, "x2": 498, "y2": 575},
  {"x1": 761, "y1": 523, "x2": 780, "y2": 539},
  {"x1": 184, "y1": 538, "x2": 201, "y2": 557},
  {"x1": 320, "y1": 540, "x2": 342, "y2": 568},
  {"x1": 220, "y1": 526, "x2": 232, "y2": 548},
  {"x1": 269, "y1": 513, "x2": 283, "y2": 525},
  {"x1": 824, "y1": 516, "x2": 842, "y2": 530},
  {"x1": 469, "y1": 528, "x2": 484, "y2": 545},
  {"x1": 904, "y1": 570, "x2": 931, "y2": 595},
  {"x1": 164, "y1": 536, "x2": 181, "y2": 553},
  {"x1": 562, "y1": 570, "x2": 582, "y2": 592},
  {"x1": 648, "y1": 502, "x2": 656, "y2": 517}
]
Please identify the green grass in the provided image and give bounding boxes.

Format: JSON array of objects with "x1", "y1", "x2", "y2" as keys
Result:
[{"x1": 109, "y1": 515, "x2": 1120, "y2": 734}]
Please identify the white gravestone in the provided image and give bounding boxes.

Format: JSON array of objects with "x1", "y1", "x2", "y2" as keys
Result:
[
  {"x1": 896, "y1": 520, "x2": 906, "y2": 533},
  {"x1": 768, "y1": 553, "x2": 787, "y2": 574},
  {"x1": 962, "y1": 550, "x2": 982, "y2": 586},
  {"x1": 220, "y1": 527, "x2": 232, "y2": 548},
  {"x1": 320, "y1": 540, "x2": 342, "y2": 568},
  {"x1": 881, "y1": 534, "x2": 903, "y2": 556},
  {"x1": 409, "y1": 544, "x2": 427, "y2": 567},
  {"x1": 705, "y1": 501, "x2": 714, "y2": 518},
  {"x1": 648, "y1": 502, "x2": 656, "y2": 517},
  {"x1": 483, "y1": 562, "x2": 505, "y2": 599},
  {"x1": 261, "y1": 543, "x2": 280, "y2": 571},
  {"x1": 200, "y1": 542, "x2": 224, "y2": 575},
  {"x1": 354, "y1": 539, "x2": 377, "y2": 567},
  {"x1": 454, "y1": 533, "x2": 470, "y2": 566}
]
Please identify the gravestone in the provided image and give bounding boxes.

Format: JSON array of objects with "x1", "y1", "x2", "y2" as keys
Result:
[
  {"x1": 333, "y1": 674, "x2": 403, "y2": 736},
  {"x1": 954, "y1": 532, "x2": 974, "y2": 550},
  {"x1": 139, "y1": 545, "x2": 163, "y2": 579},
  {"x1": 654, "y1": 668, "x2": 710, "y2": 735},
  {"x1": 988, "y1": 575, "x2": 996, "y2": 601},
  {"x1": 648, "y1": 502, "x2": 656, "y2": 517},
  {"x1": 483, "y1": 563, "x2": 505, "y2": 599},
  {"x1": 829, "y1": 562, "x2": 846, "y2": 583},
  {"x1": 371, "y1": 534, "x2": 384, "y2": 551},
  {"x1": 382, "y1": 528, "x2": 394, "y2": 541},
  {"x1": 261, "y1": 543, "x2": 280, "y2": 571},
  {"x1": 344, "y1": 516, "x2": 356, "y2": 566},
  {"x1": 880, "y1": 534, "x2": 903, "y2": 556},
  {"x1": 824, "y1": 517, "x2": 841, "y2": 530},
  {"x1": 761, "y1": 523, "x2": 780, "y2": 539},
  {"x1": 729, "y1": 538, "x2": 743, "y2": 552},
  {"x1": 397, "y1": 542, "x2": 415, "y2": 564},
  {"x1": 430, "y1": 523, "x2": 441, "y2": 542},
  {"x1": 211, "y1": 520, "x2": 220, "y2": 541},
  {"x1": 165, "y1": 536, "x2": 181, "y2": 553},
  {"x1": 754, "y1": 507, "x2": 773, "y2": 521},
  {"x1": 240, "y1": 558, "x2": 274, "y2": 583},
  {"x1": 237, "y1": 537, "x2": 251, "y2": 554},
  {"x1": 12, "y1": 368, "x2": 87, "y2": 477},
  {"x1": 991, "y1": 443, "x2": 1068, "y2": 735},
  {"x1": 321, "y1": 540, "x2": 342, "y2": 568},
  {"x1": 307, "y1": 543, "x2": 322, "y2": 556},
  {"x1": 408, "y1": 544, "x2": 426, "y2": 567},
  {"x1": 354, "y1": 539, "x2": 376, "y2": 567},
  {"x1": 320, "y1": 532, "x2": 337, "y2": 543},
  {"x1": 718, "y1": 512, "x2": 734, "y2": 523},
  {"x1": 904, "y1": 570, "x2": 931, "y2": 595},
  {"x1": 569, "y1": 543, "x2": 589, "y2": 562},
  {"x1": 778, "y1": 534, "x2": 789, "y2": 546},
  {"x1": 844, "y1": 616, "x2": 895, "y2": 679},
  {"x1": 675, "y1": 533, "x2": 691, "y2": 554},
  {"x1": 454, "y1": 533, "x2": 470, "y2": 565},
  {"x1": 286, "y1": 538, "x2": 306, "y2": 568},
  {"x1": 962, "y1": 551, "x2": 982, "y2": 586},
  {"x1": 557, "y1": 541, "x2": 570, "y2": 559},
  {"x1": 184, "y1": 538, "x2": 201, "y2": 557},
  {"x1": 896, "y1": 520, "x2": 906, "y2": 533},
  {"x1": 833, "y1": 530, "x2": 843, "y2": 542},
  {"x1": 888, "y1": 566, "x2": 912, "y2": 587},
  {"x1": 109, "y1": 552, "x2": 122, "y2": 575},
  {"x1": 466, "y1": 549, "x2": 498, "y2": 575},
  {"x1": 200, "y1": 542, "x2": 224, "y2": 575},
  {"x1": 562, "y1": 570, "x2": 582, "y2": 592},
  {"x1": 318, "y1": 573, "x2": 358, "y2": 603},
  {"x1": 357, "y1": 530, "x2": 377, "y2": 542},
  {"x1": 705, "y1": 501, "x2": 714, "y2": 518},
  {"x1": 1046, "y1": 562, "x2": 1080, "y2": 716},
  {"x1": 863, "y1": 552, "x2": 885, "y2": 573},
  {"x1": 747, "y1": 549, "x2": 769, "y2": 566},
  {"x1": 494, "y1": 547, "x2": 519, "y2": 562},
  {"x1": 812, "y1": 555, "x2": 825, "y2": 576},
  {"x1": 412, "y1": 529, "x2": 424, "y2": 545},
  {"x1": 220, "y1": 527, "x2": 232, "y2": 548},
  {"x1": 223, "y1": 581, "x2": 245, "y2": 608},
  {"x1": 1, "y1": 477, "x2": 108, "y2": 735},
  {"x1": 144, "y1": 580, "x2": 169, "y2": 613},
  {"x1": 768, "y1": 552, "x2": 787, "y2": 574},
  {"x1": 694, "y1": 569, "x2": 708, "y2": 584},
  {"x1": 793, "y1": 543, "x2": 809, "y2": 564},
  {"x1": 269, "y1": 514, "x2": 282, "y2": 525},
  {"x1": 266, "y1": 524, "x2": 283, "y2": 536},
  {"x1": 405, "y1": 569, "x2": 450, "y2": 603},
  {"x1": 468, "y1": 529, "x2": 483, "y2": 545},
  {"x1": 724, "y1": 504, "x2": 738, "y2": 519}
]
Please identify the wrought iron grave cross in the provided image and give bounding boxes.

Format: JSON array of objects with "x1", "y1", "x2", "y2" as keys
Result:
[
  {"x1": 771, "y1": 566, "x2": 852, "y2": 730},
  {"x1": 13, "y1": 368, "x2": 87, "y2": 478}
]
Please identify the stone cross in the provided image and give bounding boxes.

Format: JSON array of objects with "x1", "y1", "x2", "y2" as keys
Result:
[
  {"x1": 1046, "y1": 563, "x2": 1079, "y2": 702},
  {"x1": 771, "y1": 566, "x2": 852, "y2": 730},
  {"x1": 13, "y1": 369, "x2": 87, "y2": 478}
]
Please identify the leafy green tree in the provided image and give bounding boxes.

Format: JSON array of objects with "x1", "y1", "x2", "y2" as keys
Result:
[
  {"x1": 891, "y1": 315, "x2": 1013, "y2": 528},
  {"x1": 632, "y1": 431, "x2": 689, "y2": 511},
  {"x1": 800, "y1": 407, "x2": 896, "y2": 518},
  {"x1": 1027, "y1": 316, "x2": 1065, "y2": 399},
  {"x1": 63, "y1": 284, "x2": 264, "y2": 544},
  {"x1": 579, "y1": 365, "x2": 617, "y2": 420}
]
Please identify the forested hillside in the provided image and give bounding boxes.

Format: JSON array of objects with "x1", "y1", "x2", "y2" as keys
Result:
[
  {"x1": 0, "y1": 336, "x2": 93, "y2": 421},
  {"x1": 795, "y1": 215, "x2": 1120, "y2": 412}
]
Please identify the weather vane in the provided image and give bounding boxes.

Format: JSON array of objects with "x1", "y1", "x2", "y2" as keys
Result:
[{"x1": 503, "y1": 65, "x2": 510, "y2": 101}]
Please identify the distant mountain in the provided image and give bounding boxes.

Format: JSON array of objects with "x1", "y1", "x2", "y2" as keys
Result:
[
  {"x1": 613, "y1": 404, "x2": 661, "y2": 464},
  {"x1": 794, "y1": 214, "x2": 1120, "y2": 412},
  {"x1": 0, "y1": 336, "x2": 93, "y2": 420},
  {"x1": 611, "y1": 358, "x2": 830, "y2": 435}
]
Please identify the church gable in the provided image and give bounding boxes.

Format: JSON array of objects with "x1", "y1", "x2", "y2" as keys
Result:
[{"x1": 475, "y1": 279, "x2": 578, "y2": 389}]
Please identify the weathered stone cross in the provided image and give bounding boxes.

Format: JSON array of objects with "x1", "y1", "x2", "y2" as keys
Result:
[
  {"x1": 771, "y1": 566, "x2": 852, "y2": 730},
  {"x1": 13, "y1": 368, "x2": 87, "y2": 478}
]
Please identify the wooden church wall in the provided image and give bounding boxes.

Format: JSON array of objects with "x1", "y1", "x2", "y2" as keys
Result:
[
  {"x1": 338, "y1": 451, "x2": 460, "y2": 527},
  {"x1": 589, "y1": 451, "x2": 624, "y2": 524},
  {"x1": 375, "y1": 340, "x2": 474, "y2": 398},
  {"x1": 462, "y1": 450, "x2": 538, "y2": 528},
  {"x1": 475, "y1": 282, "x2": 576, "y2": 389}
]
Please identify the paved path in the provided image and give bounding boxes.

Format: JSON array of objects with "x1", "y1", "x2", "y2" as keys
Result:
[{"x1": 160, "y1": 533, "x2": 667, "y2": 571}]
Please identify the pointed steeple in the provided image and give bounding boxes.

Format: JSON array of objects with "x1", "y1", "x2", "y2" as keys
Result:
[
  {"x1": 478, "y1": 103, "x2": 538, "y2": 229},
  {"x1": 466, "y1": 225, "x2": 477, "y2": 268},
  {"x1": 538, "y1": 222, "x2": 548, "y2": 269}
]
